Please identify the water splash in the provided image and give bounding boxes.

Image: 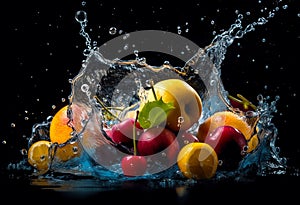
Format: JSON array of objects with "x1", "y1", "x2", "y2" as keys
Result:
[{"x1": 7, "y1": 1, "x2": 297, "y2": 186}]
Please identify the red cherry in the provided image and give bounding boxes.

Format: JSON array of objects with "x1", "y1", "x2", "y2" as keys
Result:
[
  {"x1": 121, "y1": 155, "x2": 147, "y2": 177},
  {"x1": 110, "y1": 118, "x2": 144, "y2": 145},
  {"x1": 137, "y1": 126, "x2": 180, "y2": 166}
]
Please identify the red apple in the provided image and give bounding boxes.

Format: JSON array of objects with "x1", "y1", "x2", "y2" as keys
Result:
[
  {"x1": 110, "y1": 118, "x2": 144, "y2": 146},
  {"x1": 121, "y1": 155, "x2": 147, "y2": 177},
  {"x1": 204, "y1": 125, "x2": 248, "y2": 170},
  {"x1": 204, "y1": 125, "x2": 248, "y2": 156},
  {"x1": 137, "y1": 126, "x2": 180, "y2": 166}
]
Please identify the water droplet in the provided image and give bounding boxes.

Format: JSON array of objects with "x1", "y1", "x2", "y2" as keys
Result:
[
  {"x1": 75, "y1": 10, "x2": 87, "y2": 23},
  {"x1": 109, "y1": 27, "x2": 117, "y2": 35},
  {"x1": 177, "y1": 116, "x2": 184, "y2": 127},
  {"x1": 81, "y1": 84, "x2": 89, "y2": 93},
  {"x1": 20, "y1": 149, "x2": 27, "y2": 156}
]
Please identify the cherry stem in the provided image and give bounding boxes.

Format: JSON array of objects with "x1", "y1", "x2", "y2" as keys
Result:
[
  {"x1": 228, "y1": 94, "x2": 257, "y2": 110},
  {"x1": 133, "y1": 110, "x2": 139, "y2": 156},
  {"x1": 94, "y1": 95, "x2": 122, "y2": 122},
  {"x1": 150, "y1": 80, "x2": 158, "y2": 101}
]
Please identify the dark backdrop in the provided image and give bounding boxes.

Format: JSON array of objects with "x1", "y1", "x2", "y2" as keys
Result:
[{"x1": 1, "y1": 0, "x2": 299, "y2": 202}]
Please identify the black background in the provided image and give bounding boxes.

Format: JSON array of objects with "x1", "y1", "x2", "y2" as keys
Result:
[{"x1": 1, "y1": 0, "x2": 299, "y2": 203}]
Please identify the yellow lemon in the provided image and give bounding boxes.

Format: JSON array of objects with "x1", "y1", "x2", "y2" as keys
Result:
[
  {"x1": 177, "y1": 142, "x2": 218, "y2": 179},
  {"x1": 27, "y1": 140, "x2": 52, "y2": 172}
]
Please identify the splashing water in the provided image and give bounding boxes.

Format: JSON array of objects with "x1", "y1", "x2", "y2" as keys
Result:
[{"x1": 7, "y1": 1, "x2": 297, "y2": 188}]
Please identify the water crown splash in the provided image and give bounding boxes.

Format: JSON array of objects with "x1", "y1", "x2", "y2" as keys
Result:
[
  {"x1": 66, "y1": 4, "x2": 288, "y2": 178},
  {"x1": 12, "y1": 2, "x2": 294, "y2": 183}
]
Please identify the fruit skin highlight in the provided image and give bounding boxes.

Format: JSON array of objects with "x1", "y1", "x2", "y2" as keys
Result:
[
  {"x1": 49, "y1": 105, "x2": 82, "y2": 161},
  {"x1": 177, "y1": 142, "x2": 218, "y2": 180},
  {"x1": 141, "y1": 78, "x2": 203, "y2": 132}
]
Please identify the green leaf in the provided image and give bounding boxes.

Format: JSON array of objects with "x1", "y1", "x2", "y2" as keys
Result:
[{"x1": 138, "y1": 97, "x2": 175, "y2": 129}]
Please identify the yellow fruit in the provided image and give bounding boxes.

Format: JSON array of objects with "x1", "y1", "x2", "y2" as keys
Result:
[
  {"x1": 177, "y1": 142, "x2": 218, "y2": 179},
  {"x1": 54, "y1": 143, "x2": 82, "y2": 162},
  {"x1": 27, "y1": 140, "x2": 52, "y2": 172},
  {"x1": 49, "y1": 105, "x2": 82, "y2": 161},
  {"x1": 50, "y1": 105, "x2": 73, "y2": 144},
  {"x1": 140, "y1": 78, "x2": 203, "y2": 132},
  {"x1": 247, "y1": 134, "x2": 259, "y2": 153},
  {"x1": 197, "y1": 111, "x2": 253, "y2": 141}
]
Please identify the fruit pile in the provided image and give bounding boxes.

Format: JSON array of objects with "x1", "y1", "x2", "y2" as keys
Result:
[
  {"x1": 27, "y1": 78, "x2": 259, "y2": 179},
  {"x1": 27, "y1": 105, "x2": 82, "y2": 174}
]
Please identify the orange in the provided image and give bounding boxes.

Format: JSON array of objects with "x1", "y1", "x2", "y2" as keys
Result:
[
  {"x1": 197, "y1": 111, "x2": 253, "y2": 142},
  {"x1": 177, "y1": 142, "x2": 218, "y2": 179},
  {"x1": 49, "y1": 105, "x2": 82, "y2": 161},
  {"x1": 27, "y1": 140, "x2": 52, "y2": 172},
  {"x1": 54, "y1": 143, "x2": 82, "y2": 162},
  {"x1": 50, "y1": 105, "x2": 73, "y2": 144}
]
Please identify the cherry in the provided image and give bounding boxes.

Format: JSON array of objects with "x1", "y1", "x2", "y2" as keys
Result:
[
  {"x1": 120, "y1": 112, "x2": 148, "y2": 177},
  {"x1": 110, "y1": 118, "x2": 144, "y2": 147},
  {"x1": 137, "y1": 126, "x2": 180, "y2": 166},
  {"x1": 121, "y1": 155, "x2": 147, "y2": 177}
]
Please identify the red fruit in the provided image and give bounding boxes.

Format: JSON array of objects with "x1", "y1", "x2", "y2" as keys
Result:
[
  {"x1": 104, "y1": 128, "x2": 113, "y2": 138},
  {"x1": 137, "y1": 126, "x2": 180, "y2": 165},
  {"x1": 110, "y1": 118, "x2": 144, "y2": 145},
  {"x1": 204, "y1": 125, "x2": 248, "y2": 156},
  {"x1": 121, "y1": 155, "x2": 147, "y2": 177},
  {"x1": 177, "y1": 131, "x2": 199, "y2": 148}
]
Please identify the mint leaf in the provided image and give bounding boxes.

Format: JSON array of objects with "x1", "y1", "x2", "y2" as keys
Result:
[{"x1": 138, "y1": 97, "x2": 175, "y2": 129}]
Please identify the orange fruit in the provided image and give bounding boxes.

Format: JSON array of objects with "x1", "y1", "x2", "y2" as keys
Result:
[
  {"x1": 50, "y1": 105, "x2": 73, "y2": 144},
  {"x1": 197, "y1": 111, "x2": 254, "y2": 142},
  {"x1": 54, "y1": 143, "x2": 82, "y2": 162},
  {"x1": 27, "y1": 140, "x2": 52, "y2": 172},
  {"x1": 49, "y1": 105, "x2": 82, "y2": 161},
  {"x1": 177, "y1": 142, "x2": 218, "y2": 179}
]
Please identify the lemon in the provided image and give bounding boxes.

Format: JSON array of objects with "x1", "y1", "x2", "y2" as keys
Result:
[
  {"x1": 177, "y1": 142, "x2": 218, "y2": 179},
  {"x1": 27, "y1": 140, "x2": 52, "y2": 172}
]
